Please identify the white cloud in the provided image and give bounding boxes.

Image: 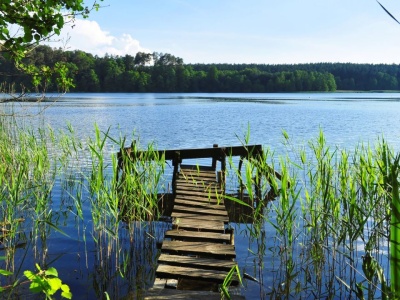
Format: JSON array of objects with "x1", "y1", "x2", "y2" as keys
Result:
[{"x1": 48, "y1": 18, "x2": 151, "y2": 56}]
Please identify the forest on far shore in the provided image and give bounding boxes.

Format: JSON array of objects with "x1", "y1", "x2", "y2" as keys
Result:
[{"x1": 1, "y1": 45, "x2": 400, "y2": 93}]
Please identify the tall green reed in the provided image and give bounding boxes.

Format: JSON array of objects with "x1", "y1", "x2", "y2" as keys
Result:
[{"x1": 226, "y1": 129, "x2": 397, "y2": 298}]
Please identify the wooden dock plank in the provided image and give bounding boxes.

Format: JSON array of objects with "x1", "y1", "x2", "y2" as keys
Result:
[
  {"x1": 180, "y1": 169, "x2": 216, "y2": 176},
  {"x1": 173, "y1": 219, "x2": 225, "y2": 232},
  {"x1": 176, "y1": 189, "x2": 223, "y2": 199},
  {"x1": 158, "y1": 254, "x2": 236, "y2": 271},
  {"x1": 172, "y1": 212, "x2": 229, "y2": 222},
  {"x1": 180, "y1": 170, "x2": 216, "y2": 177},
  {"x1": 174, "y1": 195, "x2": 224, "y2": 204},
  {"x1": 176, "y1": 178, "x2": 219, "y2": 185},
  {"x1": 144, "y1": 288, "x2": 245, "y2": 300},
  {"x1": 175, "y1": 184, "x2": 222, "y2": 193},
  {"x1": 174, "y1": 199, "x2": 226, "y2": 210},
  {"x1": 179, "y1": 174, "x2": 217, "y2": 182},
  {"x1": 172, "y1": 205, "x2": 228, "y2": 216},
  {"x1": 165, "y1": 229, "x2": 231, "y2": 243},
  {"x1": 161, "y1": 241, "x2": 236, "y2": 258},
  {"x1": 156, "y1": 264, "x2": 239, "y2": 285}
]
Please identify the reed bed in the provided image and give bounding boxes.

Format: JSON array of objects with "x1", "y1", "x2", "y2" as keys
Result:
[
  {"x1": 1, "y1": 112, "x2": 400, "y2": 299},
  {"x1": 0, "y1": 116, "x2": 168, "y2": 298},
  {"x1": 229, "y1": 130, "x2": 399, "y2": 299}
]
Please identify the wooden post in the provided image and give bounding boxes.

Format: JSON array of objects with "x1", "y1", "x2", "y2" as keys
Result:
[
  {"x1": 220, "y1": 148, "x2": 226, "y2": 189},
  {"x1": 172, "y1": 151, "x2": 181, "y2": 198},
  {"x1": 211, "y1": 144, "x2": 218, "y2": 170}
]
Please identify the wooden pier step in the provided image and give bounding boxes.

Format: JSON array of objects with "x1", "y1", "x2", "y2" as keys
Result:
[
  {"x1": 165, "y1": 229, "x2": 231, "y2": 243},
  {"x1": 161, "y1": 240, "x2": 236, "y2": 259},
  {"x1": 156, "y1": 264, "x2": 239, "y2": 285},
  {"x1": 172, "y1": 218, "x2": 226, "y2": 232},
  {"x1": 157, "y1": 254, "x2": 236, "y2": 271},
  {"x1": 145, "y1": 278, "x2": 245, "y2": 299},
  {"x1": 172, "y1": 204, "x2": 228, "y2": 217},
  {"x1": 152, "y1": 163, "x2": 243, "y2": 298}
]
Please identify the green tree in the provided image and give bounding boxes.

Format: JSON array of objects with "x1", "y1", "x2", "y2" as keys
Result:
[
  {"x1": 0, "y1": 0, "x2": 102, "y2": 61},
  {"x1": 0, "y1": 0, "x2": 103, "y2": 94}
]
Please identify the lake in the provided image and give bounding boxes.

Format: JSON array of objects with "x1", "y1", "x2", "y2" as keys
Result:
[
  {"x1": 19, "y1": 92, "x2": 400, "y2": 150},
  {"x1": 2, "y1": 92, "x2": 400, "y2": 299}
]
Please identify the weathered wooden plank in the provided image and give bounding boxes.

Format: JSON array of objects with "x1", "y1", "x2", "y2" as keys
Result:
[
  {"x1": 121, "y1": 144, "x2": 262, "y2": 162},
  {"x1": 180, "y1": 166, "x2": 216, "y2": 173},
  {"x1": 144, "y1": 288, "x2": 245, "y2": 300},
  {"x1": 174, "y1": 194, "x2": 224, "y2": 204},
  {"x1": 172, "y1": 212, "x2": 229, "y2": 222},
  {"x1": 173, "y1": 218, "x2": 225, "y2": 232},
  {"x1": 161, "y1": 241, "x2": 236, "y2": 258},
  {"x1": 176, "y1": 178, "x2": 218, "y2": 185},
  {"x1": 158, "y1": 254, "x2": 236, "y2": 271},
  {"x1": 176, "y1": 189, "x2": 223, "y2": 197},
  {"x1": 156, "y1": 264, "x2": 238, "y2": 285},
  {"x1": 180, "y1": 164, "x2": 215, "y2": 170},
  {"x1": 180, "y1": 167, "x2": 216, "y2": 174},
  {"x1": 174, "y1": 198, "x2": 226, "y2": 210},
  {"x1": 176, "y1": 189, "x2": 223, "y2": 199},
  {"x1": 177, "y1": 173, "x2": 217, "y2": 183},
  {"x1": 172, "y1": 212, "x2": 227, "y2": 221},
  {"x1": 175, "y1": 180, "x2": 220, "y2": 186},
  {"x1": 173, "y1": 205, "x2": 229, "y2": 216},
  {"x1": 165, "y1": 229, "x2": 231, "y2": 243},
  {"x1": 180, "y1": 174, "x2": 217, "y2": 181},
  {"x1": 175, "y1": 183, "x2": 222, "y2": 192}
]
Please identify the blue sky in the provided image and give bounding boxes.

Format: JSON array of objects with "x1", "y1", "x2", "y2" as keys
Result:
[{"x1": 56, "y1": 0, "x2": 400, "y2": 64}]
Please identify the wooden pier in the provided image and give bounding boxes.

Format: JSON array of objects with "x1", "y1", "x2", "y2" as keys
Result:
[
  {"x1": 118, "y1": 144, "x2": 265, "y2": 299},
  {"x1": 146, "y1": 164, "x2": 243, "y2": 299}
]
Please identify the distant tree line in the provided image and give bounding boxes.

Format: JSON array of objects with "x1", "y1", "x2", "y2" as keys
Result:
[{"x1": 1, "y1": 45, "x2": 400, "y2": 93}]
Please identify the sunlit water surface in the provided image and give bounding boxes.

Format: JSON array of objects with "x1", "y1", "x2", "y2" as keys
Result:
[{"x1": 3, "y1": 92, "x2": 400, "y2": 299}]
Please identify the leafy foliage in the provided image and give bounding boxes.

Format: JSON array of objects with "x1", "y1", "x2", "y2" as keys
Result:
[
  {"x1": 0, "y1": 0, "x2": 102, "y2": 61},
  {"x1": 23, "y1": 264, "x2": 72, "y2": 299},
  {"x1": 0, "y1": 0, "x2": 102, "y2": 93}
]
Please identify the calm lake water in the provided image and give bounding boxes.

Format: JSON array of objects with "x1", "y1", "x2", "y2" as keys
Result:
[
  {"x1": 20, "y1": 92, "x2": 400, "y2": 150},
  {"x1": 3, "y1": 92, "x2": 400, "y2": 299}
]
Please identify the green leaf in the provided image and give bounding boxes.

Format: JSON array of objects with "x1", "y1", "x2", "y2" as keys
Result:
[
  {"x1": 47, "y1": 278, "x2": 62, "y2": 295},
  {"x1": 42, "y1": 220, "x2": 70, "y2": 237},
  {"x1": 0, "y1": 269, "x2": 13, "y2": 276},
  {"x1": 23, "y1": 270, "x2": 35, "y2": 280},
  {"x1": 61, "y1": 284, "x2": 72, "y2": 299},
  {"x1": 45, "y1": 267, "x2": 58, "y2": 277},
  {"x1": 29, "y1": 281, "x2": 43, "y2": 294}
]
